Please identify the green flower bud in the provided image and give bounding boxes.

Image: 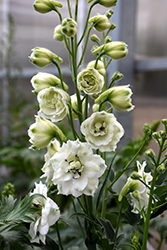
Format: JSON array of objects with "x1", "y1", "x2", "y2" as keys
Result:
[
  {"x1": 87, "y1": 60, "x2": 106, "y2": 76},
  {"x1": 31, "y1": 72, "x2": 68, "y2": 94},
  {"x1": 111, "y1": 71, "x2": 123, "y2": 81},
  {"x1": 2, "y1": 183, "x2": 15, "y2": 197},
  {"x1": 95, "y1": 85, "x2": 134, "y2": 112},
  {"x1": 90, "y1": 34, "x2": 100, "y2": 43},
  {"x1": 157, "y1": 163, "x2": 165, "y2": 174},
  {"x1": 145, "y1": 149, "x2": 156, "y2": 159},
  {"x1": 99, "y1": 0, "x2": 117, "y2": 7},
  {"x1": 28, "y1": 116, "x2": 66, "y2": 149},
  {"x1": 89, "y1": 14, "x2": 110, "y2": 32},
  {"x1": 143, "y1": 123, "x2": 152, "y2": 137},
  {"x1": 29, "y1": 47, "x2": 63, "y2": 67},
  {"x1": 53, "y1": 24, "x2": 64, "y2": 41},
  {"x1": 162, "y1": 119, "x2": 167, "y2": 127},
  {"x1": 33, "y1": 0, "x2": 62, "y2": 13},
  {"x1": 118, "y1": 178, "x2": 140, "y2": 202},
  {"x1": 105, "y1": 36, "x2": 112, "y2": 43},
  {"x1": 61, "y1": 18, "x2": 77, "y2": 37},
  {"x1": 109, "y1": 23, "x2": 116, "y2": 30},
  {"x1": 131, "y1": 171, "x2": 141, "y2": 180},
  {"x1": 159, "y1": 130, "x2": 166, "y2": 138},
  {"x1": 92, "y1": 41, "x2": 128, "y2": 60},
  {"x1": 152, "y1": 132, "x2": 160, "y2": 140},
  {"x1": 105, "y1": 9, "x2": 114, "y2": 19},
  {"x1": 92, "y1": 103, "x2": 100, "y2": 112}
]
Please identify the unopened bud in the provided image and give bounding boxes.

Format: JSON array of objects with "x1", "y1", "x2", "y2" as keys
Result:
[
  {"x1": 105, "y1": 36, "x2": 112, "y2": 43},
  {"x1": 105, "y1": 9, "x2": 114, "y2": 19},
  {"x1": 159, "y1": 130, "x2": 166, "y2": 138},
  {"x1": 132, "y1": 190, "x2": 140, "y2": 202},
  {"x1": 53, "y1": 24, "x2": 64, "y2": 41},
  {"x1": 111, "y1": 71, "x2": 123, "y2": 81},
  {"x1": 61, "y1": 18, "x2": 77, "y2": 37},
  {"x1": 92, "y1": 103, "x2": 100, "y2": 112},
  {"x1": 145, "y1": 149, "x2": 155, "y2": 159},
  {"x1": 91, "y1": 35, "x2": 100, "y2": 44},
  {"x1": 157, "y1": 163, "x2": 165, "y2": 174},
  {"x1": 131, "y1": 171, "x2": 141, "y2": 180},
  {"x1": 33, "y1": 0, "x2": 62, "y2": 14},
  {"x1": 152, "y1": 132, "x2": 160, "y2": 140},
  {"x1": 89, "y1": 14, "x2": 110, "y2": 32},
  {"x1": 87, "y1": 60, "x2": 106, "y2": 76}
]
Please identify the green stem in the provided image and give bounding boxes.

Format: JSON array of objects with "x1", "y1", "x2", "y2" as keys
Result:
[
  {"x1": 56, "y1": 221, "x2": 64, "y2": 250},
  {"x1": 141, "y1": 141, "x2": 164, "y2": 250},
  {"x1": 67, "y1": 0, "x2": 72, "y2": 18},
  {"x1": 112, "y1": 200, "x2": 123, "y2": 250},
  {"x1": 52, "y1": 61, "x2": 65, "y2": 91},
  {"x1": 72, "y1": 197, "x2": 86, "y2": 238},
  {"x1": 108, "y1": 139, "x2": 147, "y2": 191},
  {"x1": 156, "y1": 239, "x2": 163, "y2": 250}
]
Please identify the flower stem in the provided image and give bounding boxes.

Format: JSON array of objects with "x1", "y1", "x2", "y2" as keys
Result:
[
  {"x1": 56, "y1": 221, "x2": 64, "y2": 250},
  {"x1": 112, "y1": 200, "x2": 123, "y2": 250}
]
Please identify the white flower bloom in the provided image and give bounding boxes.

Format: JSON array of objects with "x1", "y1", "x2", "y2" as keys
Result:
[
  {"x1": 28, "y1": 116, "x2": 66, "y2": 149},
  {"x1": 29, "y1": 182, "x2": 60, "y2": 244},
  {"x1": 77, "y1": 67, "x2": 104, "y2": 96},
  {"x1": 41, "y1": 139, "x2": 61, "y2": 186},
  {"x1": 80, "y1": 111, "x2": 124, "y2": 152},
  {"x1": 51, "y1": 140, "x2": 107, "y2": 197},
  {"x1": 37, "y1": 87, "x2": 70, "y2": 122},
  {"x1": 119, "y1": 161, "x2": 153, "y2": 214}
]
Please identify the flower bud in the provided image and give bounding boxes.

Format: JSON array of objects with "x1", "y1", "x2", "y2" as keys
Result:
[
  {"x1": 92, "y1": 41, "x2": 128, "y2": 60},
  {"x1": 89, "y1": 14, "x2": 110, "y2": 32},
  {"x1": 111, "y1": 71, "x2": 123, "y2": 81},
  {"x1": 105, "y1": 9, "x2": 114, "y2": 19},
  {"x1": 92, "y1": 103, "x2": 100, "y2": 112},
  {"x1": 95, "y1": 85, "x2": 134, "y2": 112},
  {"x1": 157, "y1": 163, "x2": 165, "y2": 174},
  {"x1": 31, "y1": 72, "x2": 68, "y2": 94},
  {"x1": 159, "y1": 130, "x2": 166, "y2": 138},
  {"x1": 152, "y1": 132, "x2": 160, "y2": 140},
  {"x1": 118, "y1": 178, "x2": 140, "y2": 202},
  {"x1": 143, "y1": 123, "x2": 152, "y2": 137},
  {"x1": 61, "y1": 18, "x2": 77, "y2": 37},
  {"x1": 28, "y1": 116, "x2": 66, "y2": 149},
  {"x1": 105, "y1": 36, "x2": 112, "y2": 43},
  {"x1": 29, "y1": 47, "x2": 63, "y2": 67},
  {"x1": 87, "y1": 60, "x2": 106, "y2": 76},
  {"x1": 99, "y1": 0, "x2": 117, "y2": 7},
  {"x1": 131, "y1": 190, "x2": 140, "y2": 202},
  {"x1": 90, "y1": 34, "x2": 100, "y2": 43},
  {"x1": 131, "y1": 171, "x2": 141, "y2": 180},
  {"x1": 33, "y1": 0, "x2": 62, "y2": 14},
  {"x1": 53, "y1": 24, "x2": 64, "y2": 41},
  {"x1": 145, "y1": 149, "x2": 156, "y2": 159}
]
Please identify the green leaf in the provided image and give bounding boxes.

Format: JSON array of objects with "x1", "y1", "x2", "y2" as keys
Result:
[
  {"x1": 32, "y1": 236, "x2": 59, "y2": 250},
  {"x1": 97, "y1": 217, "x2": 115, "y2": 242},
  {"x1": 0, "y1": 195, "x2": 16, "y2": 221}
]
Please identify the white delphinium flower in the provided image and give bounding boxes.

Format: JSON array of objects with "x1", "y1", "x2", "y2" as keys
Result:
[
  {"x1": 80, "y1": 111, "x2": 124, "y2": 152},
  {"x1": 51, "y1": 140, "x2": 107, "y2": 197},
  {"x1": 41, "y1": 139, "x2": 61, "y2": 186},
  {"x1": 29, "y1": 181, "x2": 60, "y2": 244},
  {"x1": 28, "y1": 116, "x2": 66, "y2": 149},
  {"x1": 37, "y1": 87, "x2": 70, "y2": 122},
  {"x1": 119, "y1": 161, "x2": 153, "y2": 214},
  {"x1": 77, "y1": 67, "x2": 104, "y2": 96}
]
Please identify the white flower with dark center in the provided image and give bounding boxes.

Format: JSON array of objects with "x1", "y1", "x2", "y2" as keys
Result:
[
  {"x1": 80, "y1": 111, "x2": 124, "y2": 152},
  {"x1": 51, "y1": 140, "x2": 107, "y2": 197},
  {"x1": 29, "y1": 182, "x2": 60, "y2": 244},
  {"x1": 37, "y1": 86, "x2": 70, "y2": 122}
]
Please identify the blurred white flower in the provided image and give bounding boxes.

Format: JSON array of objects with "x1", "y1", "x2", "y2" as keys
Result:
[
  {"x1": 37, "y1": 87, "x2": 70, "y2": 122},
  {"x1": 29, "y1": 181, "x2": 60, "y2": 244},
  {"x1": 80, "y1": 111, "x2": 124, "y2": 152},
  {"x1": 51, "y1": 140, "x2": 107, "y2": 197}
]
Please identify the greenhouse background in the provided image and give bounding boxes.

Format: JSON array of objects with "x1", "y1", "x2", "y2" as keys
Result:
[{"x1": 0, "y1": 1, "x2": 167, "y2": 178}]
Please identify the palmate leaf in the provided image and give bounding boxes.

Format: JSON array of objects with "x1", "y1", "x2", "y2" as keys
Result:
[
  {"x1": 0, "y1": 195, "x2": 16, "y2": 221},
  {"x1": 0, "y1": 224, "x2": 30, "y2": 250},
  {"x1": 4, "y1": 194, "x2": 43, "y2": 223}
]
